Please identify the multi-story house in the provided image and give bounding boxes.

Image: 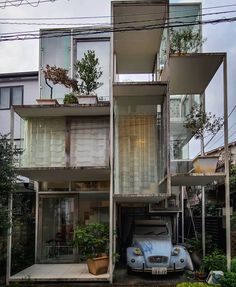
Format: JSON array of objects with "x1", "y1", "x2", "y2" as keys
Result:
[{"x1": 5, "y1": 0, "x2": 230, "y2": 284}]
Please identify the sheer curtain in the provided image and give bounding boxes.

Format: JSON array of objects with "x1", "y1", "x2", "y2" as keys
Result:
[
  {"x1": 22, "y1": 118, "x2": 65, "y2": 167},
  {"x1": 118, "y1": 115, "x2": 158, "y2": 194}
]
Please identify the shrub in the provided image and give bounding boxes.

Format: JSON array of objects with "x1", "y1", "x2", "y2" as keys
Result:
[
  {"x1": 63, "y1": 93, "x2": 78, "y2": 104},
  {"x1": 176, "y1": 282, "x2": 215, "y2": 287},
  {"x1": 231, "y1": 257, "x2": 236, "y2": 273},
  {"x1": 203, "y1": 250, "x2": 227, "y2": 272},
  {"x1": 220, "y1": 272, "x2": 236, "y2": 287}
]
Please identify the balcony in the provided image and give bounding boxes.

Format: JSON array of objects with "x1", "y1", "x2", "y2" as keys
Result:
[{"x1": 13, "y1": 105, "x2": 110, "y2": 181}]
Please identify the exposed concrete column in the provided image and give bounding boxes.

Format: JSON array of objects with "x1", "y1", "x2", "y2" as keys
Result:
[
  {"x1": 181, "y1": 186, "x2": 185, "y2": 243},
  {"x1": 202, "y1": 187, "x2": 206, "y2": 258},
  {"x1": 223, "y1": 55, "x2": 231, "y2": 271}
]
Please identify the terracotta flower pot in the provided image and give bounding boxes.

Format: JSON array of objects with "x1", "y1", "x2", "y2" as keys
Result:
[
  {"x1": 36, "y1": 99, "x2": 59, "y2": 105},
  {"x1": 87, "y1": 255, "x2": 109, "y2": 275}
]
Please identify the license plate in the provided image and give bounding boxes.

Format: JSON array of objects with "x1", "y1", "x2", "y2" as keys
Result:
[{"x1": 152, "y1": 267, "x2": 167, "y2": 275}]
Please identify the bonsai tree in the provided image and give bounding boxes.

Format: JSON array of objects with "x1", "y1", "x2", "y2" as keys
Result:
[
  {"x1": 170, "y1": 27, "x2": 206, "y2": 54},
  {"x1": 43, "y1": 65, "x2": 78, "y2": 99},
  {"x1": 74, "y1": 223, "x2": 109, "y2": 261},
  {"x1": 74, "y1": 50, "x2": 103, "y2": 95},
  {"x1": 183, "y1": 105, "x2": 223, "y2": 155},
  {"x1": 43, "y1": 50, "x2": 103, "y2": 98}
]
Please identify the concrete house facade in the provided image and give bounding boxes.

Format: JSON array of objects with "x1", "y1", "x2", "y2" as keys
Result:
[{"x1": 3, "y1": 0, "x2": 230, "y2": 284}]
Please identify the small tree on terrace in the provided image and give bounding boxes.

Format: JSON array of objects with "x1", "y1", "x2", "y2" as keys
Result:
[
  {"x1": 183, "y1": 105, "x2": 223, "y2": 155},
  {"x1": 74, "y1": 50, "x2": 103, "y2": 95}
]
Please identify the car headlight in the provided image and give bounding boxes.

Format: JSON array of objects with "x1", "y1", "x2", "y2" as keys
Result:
[
  {"x1": 171, "y1": 247, "x2": 180, "y2": 256},
  {"x1": 133, "y1": 247, "x2": 143, "y2": 256}
]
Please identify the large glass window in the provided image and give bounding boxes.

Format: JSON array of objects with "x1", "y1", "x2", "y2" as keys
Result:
[
  {"x1": 38, "y1": 193, "x2": 109, "y2": 263},
  {"x1": 40, "y1": 31, "x2": 71, "y2": 101},
  {"x1": 0, "y1": 86, "x2": 23, "y2": 109},
  {"x1": 76, "y1": 40, "x2": 110, "y2": 101},
  {"x1": 114, "y1": 96, "x2": 167, "y2": 195}
]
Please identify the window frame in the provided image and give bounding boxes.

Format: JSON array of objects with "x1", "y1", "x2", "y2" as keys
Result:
[{"x1": 0, "y1": 85, "x2": 23, "y2": 110}]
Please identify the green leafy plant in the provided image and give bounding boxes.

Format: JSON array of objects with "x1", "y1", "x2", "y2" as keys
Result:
[
  {"x1": 176, "y1": 282, "x2": 215, "y2": 287},
  {"x1": 230, "y1": 165, "x2": 236, "y2": 190},
  {"x1": 203, "y1": 249, "x2": 227, "y2": 273},
  {"x1": 186, "y1": 233, "x2": 215, "y2": 255},
  {"x1": 220, "y1": 272, "x2": 236, "y2": 287},
  {"x1": 170, "y1": 27, "x2": 206, "y2": 54},
  {"x1": 74, "y1": 50, "x2": 103, "y2": 95},
  {"x1": 44, "y1": 50, "x2": 103, "y2": 98},
  {"x1": 231, "y1": 257, "x2": 236, "y2": 273},
  {"x1": 63, "y1": 93, "x2": 78, "y2": 104},
  {"x1": 74, "y1": 223, "x2": 109, "y2": 260},
  {"x1": 184, "y1": 105, "x2": 223, "y2": 155}
]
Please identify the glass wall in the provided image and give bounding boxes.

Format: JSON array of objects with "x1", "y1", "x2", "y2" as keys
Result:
[
  {"x1": 76, "y1": 40, "x2": 110, "y2": 101},
  {"x1": 40, "y1": 30, "x2": 71, "y2": 101},
  {"x1": 22, "y1": 117, "x2": 66, "y2": 167},
  {"x1": 21, "y1": 117, "x2": 110, "y2": 168},
  {"x1": 169, "y1": 4, "x2": 201, "y2": 53},
  {"x1": 114, "y1": 95, "x2": 167, "y2": 195},
  {"x1": 170, "y1": 94, "x2": 200, "y2": 173},
  {"x1": 38, "y1": 192, "x2": 109, "y2": 263}
]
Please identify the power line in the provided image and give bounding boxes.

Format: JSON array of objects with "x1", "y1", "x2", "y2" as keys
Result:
[
  {"x1": 1, "y1": 2, "x2": 236, "y2": 18},
  {"x1": 1, "y1": 8, "x2": 236, "y2": 26},
  {"x1": 206, "y1": 121, "x2": 236, "y2": 150},
  {"x1": 1, "y1": 14, "x2": 236, "y2": 42},
  {"x1": 0, "y1": 0, "x2": 57, "y2": 9},
  {"x1": 204, "y1": 104, "x2": 236, "y2": 149}
]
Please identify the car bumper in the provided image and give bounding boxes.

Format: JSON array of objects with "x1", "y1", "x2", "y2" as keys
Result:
[{"x1": 129, "y1": 267, "x2": 185, "y2": 273}]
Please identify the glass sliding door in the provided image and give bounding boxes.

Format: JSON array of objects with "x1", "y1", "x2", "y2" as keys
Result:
[{"x1": 38, "y1": 195, "x2": 78, "y2": 263}]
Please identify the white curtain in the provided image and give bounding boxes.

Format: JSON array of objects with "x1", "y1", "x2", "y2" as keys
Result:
[
  {"x1": 22, "y1": 118, "x2": 66, "y2": 167},
  {"x1": 117, "y1": 115, "x2": 158, "y2": 194},
  {"x1": 70, "y1": 117, "x2": 109, "y2": 167}
]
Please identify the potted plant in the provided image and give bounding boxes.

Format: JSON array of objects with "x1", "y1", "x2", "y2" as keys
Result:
[
  {"x1": 75, "y1": 49, "x2": 103, "y2": 104},
  {"x1": 74, "y1": 223, "x2": 109, "y2": 275},
  {"x1": 195, "y1": 265, "x2": 208, "y2": 281},
  {"x1": 170, "y1": 27, "x2": 206, "y2": 54},
  {"x1": 43, "y1": 50, "x2": 103, "y2": 105},
  {"x1": 183, "y1": 104, "x2": 223, "y2": 173},
  {"x1": 63, "y1": 92, "x2": 78, "y2": 104}
]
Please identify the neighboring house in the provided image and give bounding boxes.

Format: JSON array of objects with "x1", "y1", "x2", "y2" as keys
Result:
[
  {"x1": 205, "y1": 141, "x2": 236, "y2": 167},
  {"x1": 0, "y1": 71, "x2": 38, "y2": 142},
  {"x1": 3, "y1": 0, "x2": 230, "y2": 284}
]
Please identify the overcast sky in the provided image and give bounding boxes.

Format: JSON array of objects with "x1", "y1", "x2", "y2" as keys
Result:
[{"x1": 0, "y1": 0, "x2": 235, "y2": 154}]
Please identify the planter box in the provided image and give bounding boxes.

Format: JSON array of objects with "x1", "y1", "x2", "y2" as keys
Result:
[
  {"x1": 193, "y1": 156, "x2": 218, "y2": 173},
  {"x1": 87, "y1": 256, "x2": 109, "y2": 275},
  {"x1": 36, "y1": 99, "x2": 59, "y2": 105},
  {"x1": 77, "y1": 95, "x2": 98, "y2": 105}
]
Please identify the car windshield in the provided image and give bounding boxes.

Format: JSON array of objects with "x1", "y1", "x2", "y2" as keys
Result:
[{"x1": 134, "y1": 224, "x2": 168, "y2": 236}]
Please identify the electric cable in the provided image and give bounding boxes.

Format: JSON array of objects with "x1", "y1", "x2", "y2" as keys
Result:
[{"x1": 1, "y1": 14, "x2": 236, "y2": 42}]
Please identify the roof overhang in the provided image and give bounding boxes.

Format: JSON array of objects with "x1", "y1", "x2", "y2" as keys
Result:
[
  {"x1": 17, "y1": 167, "x2": 110, "y2": 181},
  {"x1": 171, "y1": 173, "x2": 226, "y2": 186},
  {"x1": 113, "y1": 1, "x2": 168, "y2": 74},
  {"x1": 13, "y1": 104, "x2": 110, "y2": 118},
  {"x1": 163, "y1": 53, "x2": 224, "y2": 94}
]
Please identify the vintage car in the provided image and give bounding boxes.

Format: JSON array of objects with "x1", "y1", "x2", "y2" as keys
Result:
[{"x1": 127, "y1": 220, "x2": 193, "y2": 274}]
